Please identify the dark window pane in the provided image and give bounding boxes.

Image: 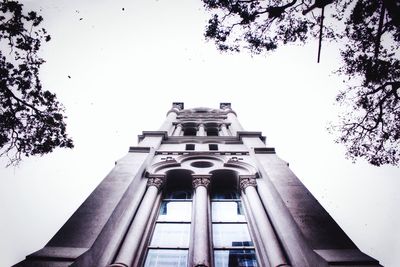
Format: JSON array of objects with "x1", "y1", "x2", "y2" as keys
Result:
[
  {"x1": 214, "y1": 250, "x2": 258, "y2": 267},
  {"x1": 158, "y1": 201, "x2": 192, "y2": 221},
  {"x1": 145, "y1": 249, "x2": 188, "y2": 267},
  {"x1": 164, "y1": 190, "x2": 192, "y2": 200},
  {"x1": 207, "y1": 128, "x2": 219, "y2": 136},
  {"x1": 185, "y1": 144, "x2": 195, "y2": 150},
  {"x1": 212, "y1": 202, "x2": 245, "y2": 222},
  {"x1": 213, "y1": 224, "x2": 253, "y2": 247},
  {"x1": 209, "y1": 144, "x2": 218, "y2": 151},
  {"x1": 150, "y1": 223, "x2": 190, "y2": 247},
  {"x1": 211, "y1": 191, "x2": 240, "y2": 200},
  {"x1": 183, "y1": 127, "x2": 197, "y2": 136}
]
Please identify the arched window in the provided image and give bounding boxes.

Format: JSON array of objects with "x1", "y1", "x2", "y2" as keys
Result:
[
  {"x1": 211, "y1": 177, "x2": 258, "y2": 267},
  {"x1": 144, "y1": 175, "x2": 193, "y2": 267}
]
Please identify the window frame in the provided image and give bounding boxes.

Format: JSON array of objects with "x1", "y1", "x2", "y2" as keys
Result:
[
  {"x1": 211, "y1": 192, "x2": 259, "y2": 267},
  {"x1": 143, "y1": 188, "x2": 193, "y2": 267}
]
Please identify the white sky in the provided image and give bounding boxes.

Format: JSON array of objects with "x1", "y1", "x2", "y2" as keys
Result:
[{"x1": 0, "y1": 0, "x2": 399, "y2": 266}]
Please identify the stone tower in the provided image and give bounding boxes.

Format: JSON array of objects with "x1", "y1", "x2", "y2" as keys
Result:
[{"x1": 14, "y1": 103, "x2": 381, "y2": 267}]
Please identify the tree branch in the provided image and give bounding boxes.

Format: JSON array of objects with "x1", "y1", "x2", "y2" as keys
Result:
[
  {"x1": 4, "y1": 86, "x2": 42, "y2": 114},
  {"x1": 374, "y1": 2, "x2": 385, "y2": 59}
]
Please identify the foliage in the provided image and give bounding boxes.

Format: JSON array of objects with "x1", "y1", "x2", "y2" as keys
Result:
[
  {"x1": 203, "y1": 0, "x2": 400, "y2": 166},
  {"x1": 0, "y1": 0, "x2": 73, "y2": 166}
]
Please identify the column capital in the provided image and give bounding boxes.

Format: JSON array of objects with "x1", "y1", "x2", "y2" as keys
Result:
[
  {"x1": 192, "y1": 174, "x2": 211, "y2": 189},
  {"x1": 147, "y1": 175, "x2": 166, "y2": 190},
  {"x1": 239, "y1": 176, "x2": 257, "y2": 190}
]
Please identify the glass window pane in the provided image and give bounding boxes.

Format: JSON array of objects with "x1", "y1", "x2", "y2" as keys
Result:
[
  {"x1": 212, "y1": 202, "x2": 245, "y2": 222},
  {"x1": 165, "y1": 190, "x2": 192, "y2": 199},
  {"x1": 211, "y1": 191, "x2": 239, "y2": 200},
  {"x1": 158, "y1": 201, "x2": 192, "y2": 221},
  {"x1": 144, "y1": 249, "x2": 188, "y2": 267},
  {"x1": 213, "y1": 224, "x2": 253, "y2": 247},
  {"x1": 150, "y1": 223, "x2": 190, "y2": 247},
  {"x1": 214, "y1": 250, "x2": 258, "y2": 267}
]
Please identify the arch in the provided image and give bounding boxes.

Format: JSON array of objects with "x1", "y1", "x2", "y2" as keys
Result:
[
  {"x1": 164, "y1": 169, "x2": 194, "y2": 198},
  {"x1": 147, "y1": 154, "x2": 258, "y2": 178},
  {"x1": 223, "y1": 158, "x2": 258, "y2": 176},
  {"x1": 178, "y1": 154, "x2": 225, "y2": 164},
  {"x1": 210, "y1": 169, "x2": 240, "y2": 197},
  {"x1": 149, "y1": 158, "x2": 181, "y2": 174}
]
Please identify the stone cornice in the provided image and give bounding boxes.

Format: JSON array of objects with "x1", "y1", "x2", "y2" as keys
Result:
[
  {"x1": 237, "y1": 131, "x2": 266, "y2": 143},
  {"x1": 165, "y1": 136, "x2": 242, "y2": 144},
  {"x1": 155, "y1": 151, "x2": 249, "y2": 156},
  {"x1": 137, "y1": 131, "x2": 168, "y2": 142}
]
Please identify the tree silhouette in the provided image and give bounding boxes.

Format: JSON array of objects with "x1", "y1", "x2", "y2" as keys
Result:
[
  {"x1": 0, "y1": 0, "x2": 73, "y2": 166},
  {"x1": 203, "y1": 0, "x2": 400, "y2": 166}
]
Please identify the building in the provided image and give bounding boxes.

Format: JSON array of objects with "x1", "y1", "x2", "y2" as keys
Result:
[{"x1": 14, "y1": 103, "x2": 382, "y2": 267}]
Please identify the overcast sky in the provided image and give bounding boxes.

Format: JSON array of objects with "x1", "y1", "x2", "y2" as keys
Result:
[{"x1": 0, "y1": 0, "x2": 399, "y2": 266}]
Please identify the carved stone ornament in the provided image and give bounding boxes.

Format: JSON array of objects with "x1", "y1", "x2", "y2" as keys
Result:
[
  {"x1": 220, "y1": 102, "x2": 231, "y2": 110},
  {"x1": 192, "y1": 175, "x2": 211, "y2": 189},
  {"x1": 172, "y1": 102, "x2": 184, "y2": 110},
  {"x1": 147, "y1": 176, "x2": 165, "y2": 190},
  {"x1": 239, "y1": 177, "x2": 257, "y2": 190}
]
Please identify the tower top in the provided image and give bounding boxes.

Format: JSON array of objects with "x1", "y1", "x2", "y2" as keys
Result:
[{"x1": 169, "y1": 102, "x2": 235, "y2": 116}]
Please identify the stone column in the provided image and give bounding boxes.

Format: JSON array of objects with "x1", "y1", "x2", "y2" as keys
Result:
[
  {"x1": 173, "y1": 124, "x2": 183, "y2": 136},
  {"x1": 192, "y1": 175, "x2": 211, "y2": 267},
  {"x1": 109, "y1": 176, "x2": 165, "y2": 267},
  {"x1": 240, "y1": 177, "x2": 289, "y2": 267},
  {"x1": 197, "y1": 124, "x2": 206, "y2": 136},
  {"x1": 219, "y1": 124, "x2": 229, "y2": 136}
]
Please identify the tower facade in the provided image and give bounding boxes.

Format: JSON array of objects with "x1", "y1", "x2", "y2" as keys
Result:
[{"x1": 15, "y1": 103, "x2": 381, "y2": 267}]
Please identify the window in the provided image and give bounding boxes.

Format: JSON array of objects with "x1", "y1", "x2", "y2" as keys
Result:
[
  {"x1": 144, "y1": 250, "x2": 187, "y2": 267},
  {"x1": 211, "y1": 189, "x2": 258, "y2": 267},
  {"x1": 209, "y1": 144, "x2": 218, "y2": 151},
  {"x1": 144, "y1": 174, "x2": 258, "y2": 267},
  {"x1": 144, "y1": 187, "x2": 192, "y2": 267},
  {"x1": 183, "y1": 127, "x2": 197, "y2": 136},
  {"x1": 207, "y1": 127, "x2": 219, "y2": 136},
  {"x1": 186, "y1": 144, "x2": 195, "y2": 150}
]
